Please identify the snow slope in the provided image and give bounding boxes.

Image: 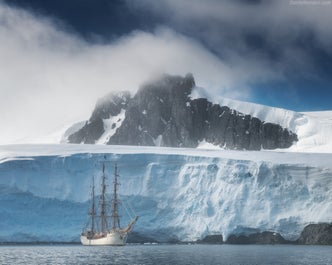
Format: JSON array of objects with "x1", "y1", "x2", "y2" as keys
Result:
[
  {"x1": 191, "y1": 87, "x2": 332, "y2": 153},
  {"x1": 96, "y1": 109, "x2": 126, "y2": 144},
  {"x1": 0, "y1": 144, "x2": 331, "y2": 242}
]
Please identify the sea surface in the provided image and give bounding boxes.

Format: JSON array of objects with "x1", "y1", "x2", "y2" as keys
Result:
[{"x1": 0, "y1": 244, "x2": 331, "y2": 265}]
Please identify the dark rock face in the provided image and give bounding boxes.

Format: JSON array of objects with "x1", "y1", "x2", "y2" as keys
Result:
[
  {"x1": 297, "y1": 223, "x2": 332, "y2": 245},
  {"x1": 187, "y1": 99, "x2": 296, "y2": 150},
  {"x1": 226, "y1": 231, "x2": 287, "y2": 244},
  {"x1": 198, "y1": 234, "x2": 224, "y2": 244},
  {"x1": 109, "y1": 73, "x2": 196, "y2": 147},
  {"x1": 67, "y1": 73, "x2": 298, "y2": 150},
  {"x1": 67, "y1": 119, "x2": 104, "y2": 144},
  {"x1": 67, "y1": 92, "x2": 130, "y2": 144}
]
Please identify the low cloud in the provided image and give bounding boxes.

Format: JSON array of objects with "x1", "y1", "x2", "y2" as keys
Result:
[
  {"x1": 128, "y1": 0, "x2": 332, "y2": 82},
  {"x1": 3, "y1": 1, "x2": 330, "y2": 143},
  {"x1": 0, "y1": 3, "x2": 256, "y2": 144}
]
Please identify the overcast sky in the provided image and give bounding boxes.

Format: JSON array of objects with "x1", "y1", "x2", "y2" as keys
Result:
[{"x1": 1, "y1": 0, "x2": 332, "y2": 144}]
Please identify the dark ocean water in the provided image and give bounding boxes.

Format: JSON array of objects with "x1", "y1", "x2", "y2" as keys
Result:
[{"x1": 0, "y1": 244, "x2": 331, "y2": 265}]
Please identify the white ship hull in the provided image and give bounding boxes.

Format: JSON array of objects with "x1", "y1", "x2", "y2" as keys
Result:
[{"x1": 80, "y1": 231, "x2": 128, "y2": 246}]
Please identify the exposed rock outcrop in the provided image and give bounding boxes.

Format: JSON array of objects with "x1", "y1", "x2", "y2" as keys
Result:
[
  {"x1": 296, "y1": 223, "x2": 332, "y2": 245},
  {"x1": 197, "y1": 234, "x2": 224, "y2": 244},
  {"x1": 226, "y1": 231, "x2": 288, "y2": 244},
  {"x1": 68, "y1": 92, "x2": 130, "y2": 144}
]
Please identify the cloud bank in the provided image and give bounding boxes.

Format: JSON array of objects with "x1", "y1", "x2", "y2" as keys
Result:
[
  {"x1": 0, "y1": 2, "x2": 255, "y2": 144},
  {"x1": 1, "y1": 0, "x2": 332, "y2": 143},
  {"x1": 128, "y1": 0, "x2": 332, "y2": 83}
]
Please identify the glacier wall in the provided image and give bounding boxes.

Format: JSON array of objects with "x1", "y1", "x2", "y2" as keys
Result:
[{"x1": 0, "y1": 151, "x2": 331, "y2": 242}]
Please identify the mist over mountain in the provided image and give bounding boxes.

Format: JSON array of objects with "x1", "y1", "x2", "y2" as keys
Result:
[{"x1": 67, "y1": 74, "x2": 298, "y2": 150}]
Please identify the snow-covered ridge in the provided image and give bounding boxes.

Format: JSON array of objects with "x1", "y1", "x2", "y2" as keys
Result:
[
  {"x1": 191, "y1": 87, "x2": 332, "y2": 153},
  {"x1": 1, "y1": 144, "x2": 331, "y2": 168}
]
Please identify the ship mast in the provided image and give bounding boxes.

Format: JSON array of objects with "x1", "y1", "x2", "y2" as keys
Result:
[
  {"x1": 89, "y1": 176, "x2": 95, "y2": 233},
  {"x1": 100, "y1": 163, "x2": 108, "y2": 233},
  {"x1": 112, "y1": 163, "x2": 121, "y2": 230}
]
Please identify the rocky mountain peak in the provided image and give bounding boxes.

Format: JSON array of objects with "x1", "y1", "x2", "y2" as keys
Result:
[
  {"x1": 108, "y1": 73, "x2": 197, "y2": 146},
  {"x1": 90, "y1": 91, "x2": 131, "y2": 122},
  {"x1": 134, "y1": 73, "x2": 195, "y2": 109},
  {"x1": 67, "y1": 73, "x2": 298, "y2": 150}
]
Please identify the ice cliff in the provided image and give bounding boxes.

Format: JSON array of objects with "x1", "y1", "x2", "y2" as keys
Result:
[{"x1": 0, "y1": 145, "x2": 331, "y2": 242}]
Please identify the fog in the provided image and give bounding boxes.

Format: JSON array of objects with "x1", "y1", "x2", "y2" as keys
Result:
[
  {"x1": 0, "y1": 3, "x2": 250, "y2": 144},
  {"x1": 1, "y1": 1, "x2": 331, "y2": 143}
]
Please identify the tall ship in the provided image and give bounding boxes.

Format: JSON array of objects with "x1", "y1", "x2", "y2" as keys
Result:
[{"x1": 81, "y1": 163, "x2": 138, "y2": 246}]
